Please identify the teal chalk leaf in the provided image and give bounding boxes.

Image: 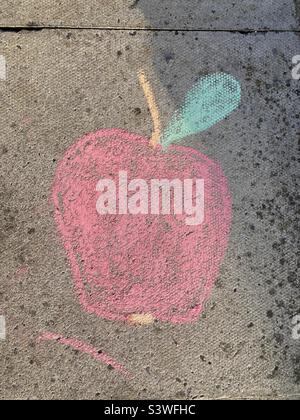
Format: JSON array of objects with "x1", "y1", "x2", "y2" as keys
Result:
[{"x1": 161, "y1": 73, "x2": 241, "y2": 149}]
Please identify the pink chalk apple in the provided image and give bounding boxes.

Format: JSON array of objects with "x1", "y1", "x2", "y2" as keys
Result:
[{"x1": 52, "y1": 129, "x2": 232, "y2": 324}]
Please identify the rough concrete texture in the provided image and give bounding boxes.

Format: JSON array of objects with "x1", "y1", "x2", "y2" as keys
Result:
[
  {"x1": 0, "y1": 0, "x2": 299, "y2": 30},
  {"x1": 0, "y1": 3, "x2": 299, "y2": 402}
]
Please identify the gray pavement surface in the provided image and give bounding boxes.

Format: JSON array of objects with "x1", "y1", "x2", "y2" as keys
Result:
[
  {"x1": 0, "y1": 0, "x2": 299, "y2": 30},
  {"x1": 0, "y1": 2, "x2": 299, "y2": 401}
]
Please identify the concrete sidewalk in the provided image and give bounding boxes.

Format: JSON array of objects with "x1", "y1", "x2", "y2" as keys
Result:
[
  {"x1": 0, "y1": 1, "x2": 299, "y2": 400},
  {"x1": 0, "y1": 0, "x2": 299, "y2": 30}
]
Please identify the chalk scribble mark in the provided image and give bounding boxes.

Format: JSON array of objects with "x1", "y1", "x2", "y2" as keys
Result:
[{"x1": 39, "y1": 332, "x2": 133, "y2": 378}]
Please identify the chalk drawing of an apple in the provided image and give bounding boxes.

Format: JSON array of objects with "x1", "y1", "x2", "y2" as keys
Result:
[{"x1": 52, "y1": 72, "x2": 241, "y2": 325}]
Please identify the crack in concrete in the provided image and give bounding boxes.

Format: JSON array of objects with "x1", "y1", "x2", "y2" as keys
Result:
[
  {"x1": 0, "y1": 26, "x2": 299, "y2": 34},
  {"x1": 129, "y1": 0, "x2": 140, "y2": 9}
]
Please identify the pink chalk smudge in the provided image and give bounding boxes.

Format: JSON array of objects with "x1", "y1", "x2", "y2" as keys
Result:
[
  {"x1": 21, "y1": 116, "x2": 33, "y2": 127},
  {"x1": 52, "y1": 129, "x2": 232, "y2": 324},
  {"x1": 14, "y1": 265, "x2": 30, "y2": 280},
  {"x1": 38, "y1": 331, "x2": 132, "y2": 379}
]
